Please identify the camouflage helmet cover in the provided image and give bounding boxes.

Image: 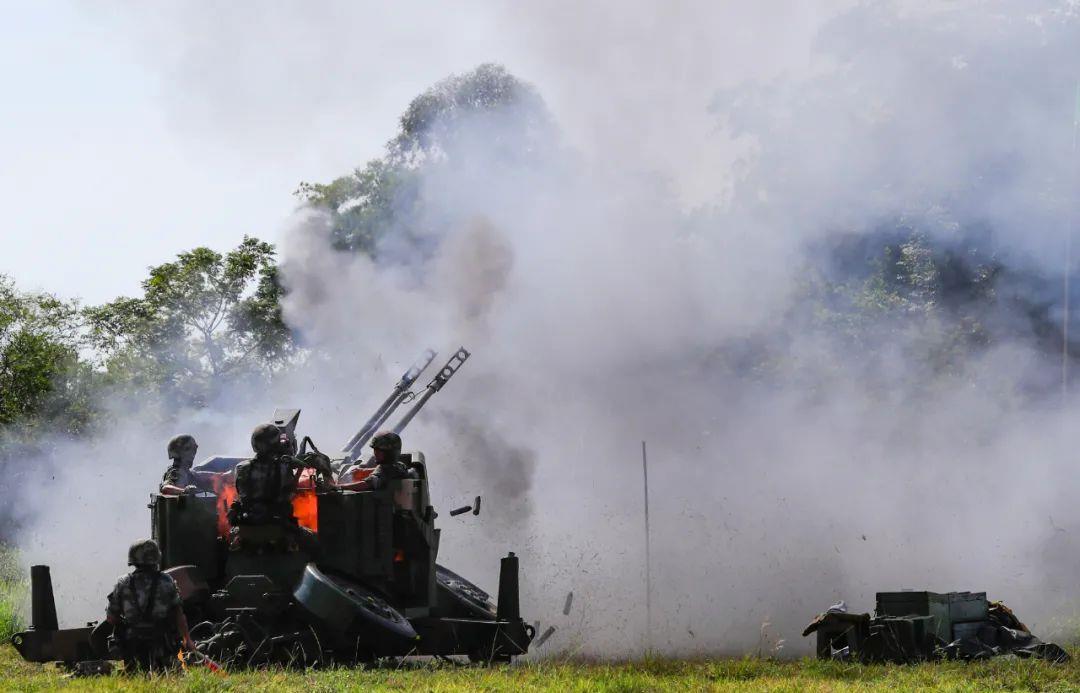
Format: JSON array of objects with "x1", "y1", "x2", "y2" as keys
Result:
[
  {"x1": 251, "y1": 423, "x2": 284, "y2": 455},
  {"x1": 370, "y1": 430, "x2": 402, "y2": 453},
  {"x1": 167, "y1": 434, "x2": 198, "y2": 460},
  {"x1": 128, "y1": 539, "x2": 161, "y2": 567}
]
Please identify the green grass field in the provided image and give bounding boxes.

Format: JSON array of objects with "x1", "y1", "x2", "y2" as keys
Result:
[
  {"x1": 0, "y1": 547, "x2": 26, "y2": 644},
  {"x1": 3, "y1": 548, "x2": 1079, "y2": 691},
  {"x1": 4, "y1": 646, "x2": 1080, "y2": 692}
]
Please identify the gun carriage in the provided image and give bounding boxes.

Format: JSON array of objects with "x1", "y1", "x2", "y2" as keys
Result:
[{"x1": 13, "y1": 348, "x2": 535, "y2": 667}]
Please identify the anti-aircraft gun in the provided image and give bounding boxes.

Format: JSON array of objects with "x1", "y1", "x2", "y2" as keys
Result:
[
  {"x1": 338, "y1": 348, "x2": 438, "y2": 465},
  {"x1": 12, "y1": 348, "x2": 535, "y2": 668}
]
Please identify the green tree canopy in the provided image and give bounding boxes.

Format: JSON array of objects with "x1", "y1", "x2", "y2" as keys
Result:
[
  {"x1": 296, "y1": 63, "x2": 552, "y2": 254},
  {"x1": 0, "y1": 277, "x2": 92, "y2": 434},
  {"x1": 85, "y1": 236, "x2": 291, "y2": 405}
]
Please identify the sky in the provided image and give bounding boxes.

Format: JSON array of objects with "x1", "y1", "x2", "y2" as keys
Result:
[
  {"x1": 0, "y1": 1, "x2": 493, "y2": 302},
  {"x1": 0, "y1": 0, "x2": 834, "y2": 304},
  {"x1": 3, "y1": 3, "x2": 268, "y2": 302}
]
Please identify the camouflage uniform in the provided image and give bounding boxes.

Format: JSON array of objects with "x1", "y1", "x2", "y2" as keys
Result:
[
  {"x1": 339, "y1": 460, "x2": 414, "y2": 489},
  {"x1": 337, "y1": 431, "x2": 415, "y2": 490},
  {"x1": 159, "y1": 434, "x2": 213, "y2": 494},
  {"x1": 106, "y1": 541, "x2": 183, "y2": 672},
  {"x1": 231, "y1": 454, "x2": 298, "y2": 524},
  {"x1": 160, "y1": 464, "x2": 215, "y2": 493}
]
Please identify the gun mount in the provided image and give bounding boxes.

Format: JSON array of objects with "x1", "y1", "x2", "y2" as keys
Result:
[
  {"x1": 12, "y1": 348, "x2": 534, "y2": 668},
  {"x1": 340, "y1": 349, "x2": 437, "y2": 464},
  {"x1": 392, "y1": 347, "x2": 470, "y2": 434}
]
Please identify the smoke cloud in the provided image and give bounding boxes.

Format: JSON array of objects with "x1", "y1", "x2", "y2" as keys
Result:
[{"x1": 17, "y1": 0, "x2": 1080, "y2": 659}]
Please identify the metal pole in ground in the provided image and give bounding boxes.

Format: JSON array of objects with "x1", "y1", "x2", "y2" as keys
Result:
[
  {"x1": 1065, "y1": 81, "x2": 1080, "y2": 402},
  {"x1": 642, "y1": 440, "x2": 652, "y2": 654}
]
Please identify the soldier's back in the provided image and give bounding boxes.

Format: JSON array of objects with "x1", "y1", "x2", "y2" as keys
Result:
[
  {"x1": 237, "y1": 455, "x2": 294, "y2": 499},
  {"x1": 109, "y1": 571, "x2": 180, "y2": 623}
]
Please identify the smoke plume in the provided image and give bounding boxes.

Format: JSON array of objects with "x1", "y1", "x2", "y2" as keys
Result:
[{"x1": 17, "y1": 0, "x2": 1080, "y2": 659}]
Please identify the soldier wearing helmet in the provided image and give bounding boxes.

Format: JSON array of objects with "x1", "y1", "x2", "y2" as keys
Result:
[
  {"x1": 159, "y1": 434, "x2": 214, "y2": 496},
  {"x1": 337, "y1": 431, "x2": 416, "y2": 492},
  {"x1": 229, "y1": 424, "x2": 299, "y2": 526},
  {"x1": 104, "y1": 539, "x2": 194, "y2": 672}
]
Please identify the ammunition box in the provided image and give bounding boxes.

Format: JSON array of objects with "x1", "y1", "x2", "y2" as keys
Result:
[
  {"x1": 946, "y1": 591, "x2": 988, "y2": 623},
  {"x1": 951, "y1": 620, "x2": 990, "y2": 643},
  {"x1": 875, "y1": 591, "x2": 988, "y2": 644},
  {"x1": 868, "y1": 615, "x2": 936, "y2": 661}
]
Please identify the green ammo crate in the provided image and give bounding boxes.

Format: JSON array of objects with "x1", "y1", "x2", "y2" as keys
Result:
[
  {"x1": 945, "y1": 592, "x2": 989, "y2": 625},
  {"x1": 875, "y1": 591, "x2": 988, "y2": 643}
]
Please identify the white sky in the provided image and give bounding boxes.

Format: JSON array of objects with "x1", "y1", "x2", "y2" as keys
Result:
[
  {"x1": 0, "y1": 0, "x2": 834, "y2": 304},
  {"x1": 0, "y1": 1, "x2": 509, "y2": 302}
]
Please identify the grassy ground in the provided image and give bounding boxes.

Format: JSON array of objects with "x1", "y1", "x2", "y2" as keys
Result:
[
  {"x1": 0, "y1": 547, "x2": 26, "y2": 643},
  {"x1": 2, "y1": 549, "x2": 1077, "y2": 691},
  {"x1": 4, "y1": 646, "x2": 1080, "y2": 692}
]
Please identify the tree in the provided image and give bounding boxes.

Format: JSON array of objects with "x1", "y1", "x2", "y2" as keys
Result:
[
  {"x1": 85, "y1": 237, "x2": 292, "y2": 406},
  {"x1": 796, "y1": 222, "x2": 1008, "y2": 389},
  {"x1": 296, "y1": 63, "x2": 552, "y2": 254},
  {"x1": 0, "y1": 276, "x2": 93, "y2": 434},
  {"x1": 386, "y1": 62, "x2": 551, "y2": 167}
]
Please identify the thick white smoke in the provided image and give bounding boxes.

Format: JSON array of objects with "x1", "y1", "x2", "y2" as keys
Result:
[
  {"x1": 17, "y1": 0, "x2": 1080, "y2": 659},
  {"x1": 274, "y1": 1, "x2": 1080, "y2": 657}
]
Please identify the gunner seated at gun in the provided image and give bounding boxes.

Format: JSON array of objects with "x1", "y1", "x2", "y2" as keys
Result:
[
  {"x1": 229, "y1": 423, "x2": 336, "y2": 525},
  {"x1": 336, "y1": 431, "x2": 416, "y2": 492},
  {"x1": 159, "y1": 435, "x2": 218, "y2": 496}
]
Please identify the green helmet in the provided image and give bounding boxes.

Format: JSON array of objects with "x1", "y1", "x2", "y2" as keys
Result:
[
  {"x1": 370, "y1": 431, "x2": 402, "y2": 454},
  {"x1": 251, "y1": 423, "x2": 284, "y2": 456},
  {"x1": 127, "y1": 539, "x2": 161, "y2": 568},
  {"x1": 167, "y1": 434, "x2": 198, "y2": 461}
]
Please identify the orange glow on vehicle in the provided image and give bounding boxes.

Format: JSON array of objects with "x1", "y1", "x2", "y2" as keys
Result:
[
  {"x1": 292, "y1": 488, "x2": 318, "y2": 533},
  {"x1": 211, "y1": 475, "x2": 237, "y2": 539},
  {"x1": 211, "y1": 468, "x2": 319, "y2": 535}
]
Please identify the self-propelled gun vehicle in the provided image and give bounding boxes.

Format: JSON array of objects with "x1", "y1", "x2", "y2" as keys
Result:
[{"x1": 12, "y1": 348, "x2": 535, "y2": 668}]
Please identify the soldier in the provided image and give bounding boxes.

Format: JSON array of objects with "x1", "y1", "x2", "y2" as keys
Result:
[
  {"x1": 159, "y1": 434, "x2": 215, "y2": 496},
  {"x1": 105, "y1": 539, "x2": 194, "y2": 672},
  {"x1": 229, "y1": 423, "x2": 298, "y2": 525},
  {"x1": 337, "y1": 431, "x2": 415, "y2": 491}
]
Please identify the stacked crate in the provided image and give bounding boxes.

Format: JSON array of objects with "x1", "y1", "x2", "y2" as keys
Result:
[{"x1": 875, "y1": 590, "x2": 988, "y2": 644}]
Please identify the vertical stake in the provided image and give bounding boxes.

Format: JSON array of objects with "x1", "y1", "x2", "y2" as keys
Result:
[
  {"x1": 1064, "y1": 80, "x2": 1080, "y2": 403},
  {"x1": 642, "y1": 440, "x2": 652, "y2": 654}
]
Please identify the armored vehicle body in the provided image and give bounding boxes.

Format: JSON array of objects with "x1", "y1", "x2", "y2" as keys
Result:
[{"x1": 13, "y1": 348, "x2": 535, "y2": 668}]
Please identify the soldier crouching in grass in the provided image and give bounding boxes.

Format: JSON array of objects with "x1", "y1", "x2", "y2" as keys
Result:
[{"x1": 104, "y1": 539, "x2": 194, "y2": 673}]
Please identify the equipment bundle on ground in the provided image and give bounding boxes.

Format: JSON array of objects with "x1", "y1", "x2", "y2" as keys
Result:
[{"x1": 803, "y1": 590, "x2": 1068, "y2": 664}]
